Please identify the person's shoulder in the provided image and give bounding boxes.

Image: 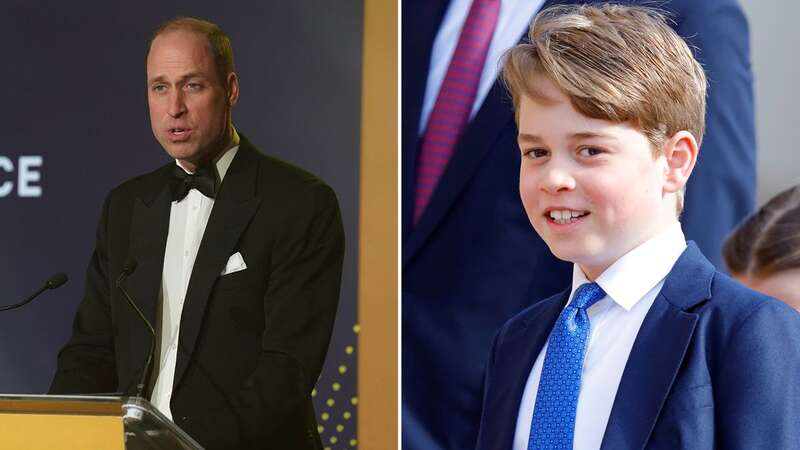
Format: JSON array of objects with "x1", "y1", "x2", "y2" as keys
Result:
[
  {"x1": 236, "y1": 136, "x2": 339, "y2": 223},
  {"x1": 243, "y1": 138, "x2": 333, "y2": 191},
  {"x1": 697, "y1": 271, "x2": 800, "y2": 337},
  {"x1": 102, "y1": 162, "x2": 172, "y2": 205},
  {"x1": 712, "y1": 271, "x2": 793, "y2": 313},
  {"x1": 659, "y1": 242, "x2": 793, "y2": 321}
]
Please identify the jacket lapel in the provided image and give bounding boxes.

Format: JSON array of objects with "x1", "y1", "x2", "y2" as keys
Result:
[
  {"x1": 600, "y1": 242, "x2": 714, "y2": 450},
  {"x1": 483, "y1": 290, "x2": 567, "y2": 450},
  {"x1": 404, "y1": 81, "x2": 516, "y2": 266},
  {"x1": 126, "y1": 166, "x2": 172, "y2": 381},
  {"x1": 173, "y1": 139, "x2": 262, "y2": 387}
]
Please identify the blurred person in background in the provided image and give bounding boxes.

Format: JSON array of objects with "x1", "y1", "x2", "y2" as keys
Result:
[{"x1": 724, "y1": 185, "x2": 800, "y2": 311}]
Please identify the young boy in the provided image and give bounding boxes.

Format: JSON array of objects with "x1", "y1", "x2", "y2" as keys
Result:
[{"x1": 475, "y1": 5, "x2": 800, "y2": 450}]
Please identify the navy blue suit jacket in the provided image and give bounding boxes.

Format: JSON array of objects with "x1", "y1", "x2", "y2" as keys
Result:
[
  {"x1": 476, "y1": 243, "x2": 800, "y2": 450},
  {"x1": 402, "y1": 1, "x2": 755, "y2": 449}
]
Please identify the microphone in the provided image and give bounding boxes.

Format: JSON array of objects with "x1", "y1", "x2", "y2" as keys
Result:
[
  {"x1": 116, "y1": 259, "x2": 157, "y2": 399},
  {"x1": 0, "y1": 272, "x2": 68, "y2": 312},
  {"x1": 117, "y1": 259, "x2": 238, "y2": 426},
  {"x1": 115, "y1": 259, "x2": 137, "y2": 287}
]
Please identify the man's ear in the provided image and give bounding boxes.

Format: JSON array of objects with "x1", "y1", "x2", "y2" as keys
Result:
[
  {"x1": 661, "y1": 130, "x2": 698, "y2": 194},
  {"x1": 226, "y1": 72, "x2": 240, "y2": 107}
]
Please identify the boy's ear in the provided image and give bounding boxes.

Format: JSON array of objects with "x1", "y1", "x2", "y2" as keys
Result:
[{"x1": 661, "y1": 130, "x2": 698, "y2": 194}]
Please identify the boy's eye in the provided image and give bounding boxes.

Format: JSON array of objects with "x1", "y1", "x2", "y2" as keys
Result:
[
  {"x1": 524, "y1": 148, "x2": 549, "y2": 159},
  {"x1": 578, "y1": 147, "x2": 603, "y2": 157},
  {"x1": 186, "y1": 82, "x2": 203, "y2": 91},
  {"x1": 152, "y1": 84, "x2": 167, "y2": 93}
]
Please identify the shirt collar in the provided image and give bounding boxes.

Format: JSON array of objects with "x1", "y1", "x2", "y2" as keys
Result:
[
  {"x1": 570, "y1": 222, "x2": 687, "y2": 311},
  {"x1": 174, "y1": 128, "x2": 240, "y2": 183},
  {"x1": 214, "y1": 144, "x2": 239, "y2": 183}
]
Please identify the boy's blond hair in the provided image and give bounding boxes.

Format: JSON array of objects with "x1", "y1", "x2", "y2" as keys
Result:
[{"x1": 502, "y1": 4, "x2": 707, "y2": 153}]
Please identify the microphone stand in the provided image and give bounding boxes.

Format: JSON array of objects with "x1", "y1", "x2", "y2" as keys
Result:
[
  {"x1": 0, "y1": 273, "x2": 67, "y2": 311},
  {"x1": 116, "y1": 262, "x2": 156, "y2": 400}
]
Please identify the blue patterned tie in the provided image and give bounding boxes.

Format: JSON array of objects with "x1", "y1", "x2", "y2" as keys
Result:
[{"x1": 528, "y1": 282, "x2": 606, "y2": 450}]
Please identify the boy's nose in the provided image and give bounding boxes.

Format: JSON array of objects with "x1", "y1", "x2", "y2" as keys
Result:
[{"x1": 540, "y1": 165, "x2": 576, "y2": 194}]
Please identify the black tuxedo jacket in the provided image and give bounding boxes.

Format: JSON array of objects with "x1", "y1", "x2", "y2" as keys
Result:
[{"x1": 50, "y1": 136, "x2": 345, "y2": 450}]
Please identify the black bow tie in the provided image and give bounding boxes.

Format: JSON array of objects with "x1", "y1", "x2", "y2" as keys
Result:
[{"x1": 170, "y1": 164, "x2": 217, "y2": 202}]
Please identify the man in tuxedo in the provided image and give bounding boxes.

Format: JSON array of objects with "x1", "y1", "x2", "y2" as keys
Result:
[
  {"x1": 402, "y1": 0, "x2": 754, "y2": 449},
  {"x1": 49, "y1": 17, "x2": 344, "y2": 450}
]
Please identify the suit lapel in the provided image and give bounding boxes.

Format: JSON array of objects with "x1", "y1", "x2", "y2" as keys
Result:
[
  {"x1": 599, "y1": 295, "x2": 698, "y2": 450},
  {"x1": 484, "y1": 290, "x2": 567, "y2": 450},
  {"x1": 173, "y1": 139, "x2": 262, "y2": 387},
  {"x1": 404, "y1": 81, "x2": 516, "y2": 267},
  {"x1": 126, "y1": 167, "x2": 172, "y2": 379},
  {"x1": 600, "y1": 243, "x2": 714, "y2": 450}
]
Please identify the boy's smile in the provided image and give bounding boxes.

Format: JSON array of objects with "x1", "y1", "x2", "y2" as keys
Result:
[{"x1": 517, "y1": 76, "x2": 683, "y2": 280}]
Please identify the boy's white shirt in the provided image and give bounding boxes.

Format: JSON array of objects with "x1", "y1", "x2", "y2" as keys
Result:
[{"x1": 514, "y1": 221, "x2": 687, "y2": 450}]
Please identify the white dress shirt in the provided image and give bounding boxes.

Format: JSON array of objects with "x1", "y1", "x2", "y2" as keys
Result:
[
  {"x1": 150, "y1": 144, "x2": 239, "y2": 419},
  {"x1": 418, "y1": 0, "x2": 545, "y2": 135},
  {"x1": 513, "y1": 222, "x2": 687, "y2": 450}
]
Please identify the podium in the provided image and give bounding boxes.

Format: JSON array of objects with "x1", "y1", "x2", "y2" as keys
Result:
[{"x1": 0, "y1": 394, "x2": 203, "y2": 449}]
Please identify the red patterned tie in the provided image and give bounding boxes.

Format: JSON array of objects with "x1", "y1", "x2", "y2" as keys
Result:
[{"x1": 413, "y1": 0, "x2": 501, "y2": 225}]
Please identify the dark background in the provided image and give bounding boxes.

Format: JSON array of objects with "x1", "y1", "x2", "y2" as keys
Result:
[{"x1": 0, "y1": 1, "x2": 362, "y2": 446}]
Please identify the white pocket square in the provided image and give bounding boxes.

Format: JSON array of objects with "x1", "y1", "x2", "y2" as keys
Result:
[{"x1": 221, "y1": 251, "x2": 248, "y2": 275}]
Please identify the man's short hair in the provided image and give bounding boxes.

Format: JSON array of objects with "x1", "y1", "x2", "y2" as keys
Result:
[
  {"x1": 502, "y1": 4, "x2": 707, "y2": 151},
  {"x1": 147, "y1": 17, "x2": 235, "y2": 87}
]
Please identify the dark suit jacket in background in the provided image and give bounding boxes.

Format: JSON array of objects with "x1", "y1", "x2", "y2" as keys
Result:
[
  {"x1": 402, "y1": 1, "x2": 755, "y2": 449},
  {"x1": 476, "y1": 243, "x2": 800, "y2": 450},
  {"x1": 50, "y1": 135, "x2": 345, "y2": 450}
]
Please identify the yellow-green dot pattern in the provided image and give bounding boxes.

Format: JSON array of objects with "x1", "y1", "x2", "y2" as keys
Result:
[{"x1": 313, "y1": 322, "x2": 358, "y2": 448}]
